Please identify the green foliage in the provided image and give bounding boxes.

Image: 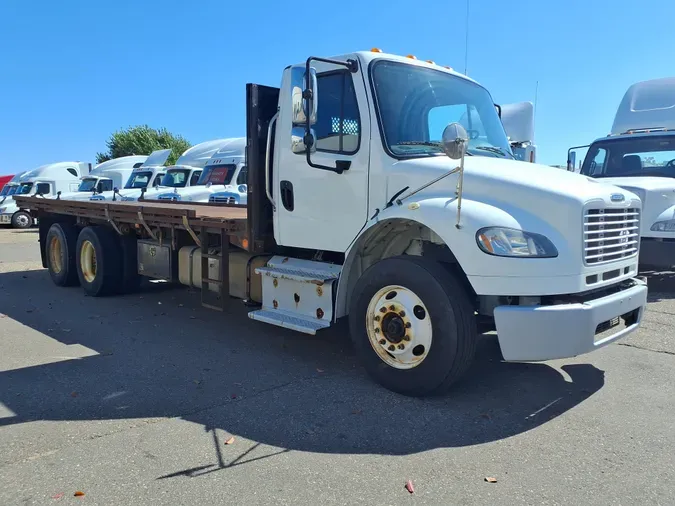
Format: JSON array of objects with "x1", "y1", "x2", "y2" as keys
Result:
[{"x1": 96, "y1": 125, "x2": 191, "y2": 165}]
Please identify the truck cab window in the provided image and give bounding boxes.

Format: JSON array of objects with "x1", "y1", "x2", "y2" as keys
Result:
[
  {"x1": 36, "y1": 183, "x2": 51, "y2": 195},
  {"x1": 97, "y1": 180, "x2": 113, "y2": 193},
  {"x1": 189, "y1": 171, "x2": 202, "y2": 186},
  {"x1": 315, "y1": 72, "x2": 361, "y2": 154},
  {"x1": 236, "y1": 166, "x2": 248, "y2": 185},
  {"x1": 67, "y1": 168, "x2": 78, "y2": 177}
]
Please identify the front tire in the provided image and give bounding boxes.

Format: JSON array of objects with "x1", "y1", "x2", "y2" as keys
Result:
[
  {"x1": 348, "y1": 256, "x2": 477, "y2": 397},
  {"x1": 45, "y1": 223, "x2": 79, "y2": 286},
  {"x1": 12, "y1": 211, "x2": 32, "y2": 229},
  {"x1": 76, "y1": 226, "x2": 122, "y2": 296}
]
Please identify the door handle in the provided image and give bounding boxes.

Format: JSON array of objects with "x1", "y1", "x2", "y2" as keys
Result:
[{"x1": 280, "y1": 180, "x2": 294, "y2": 212}]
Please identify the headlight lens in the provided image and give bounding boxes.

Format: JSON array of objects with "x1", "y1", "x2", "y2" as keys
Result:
[
  {"x1": 0, "y1": 207, "x2": 5, "y2": 213},
  {"x1": 651, "y1": 220, "x2": 675, "y2": 232},
  {"x1": 476, "y1": 227, "x2": 558, "y2": 258}
]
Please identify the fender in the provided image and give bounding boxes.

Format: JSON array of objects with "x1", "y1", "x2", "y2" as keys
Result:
[{"x1": 334, "y1": 192, "x2": 573, "y2": 319}]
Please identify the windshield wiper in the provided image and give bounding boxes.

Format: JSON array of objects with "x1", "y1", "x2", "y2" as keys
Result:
[{"x1": 472, "y1": 146, "x2": 515, "y2": 159}]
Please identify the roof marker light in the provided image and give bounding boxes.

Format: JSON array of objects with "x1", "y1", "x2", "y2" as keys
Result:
[
  {"x1": 426, "y1": 59, "x2": 435, "y2": 64},
  {"x1": 371, "y1": 48, "x2": 382, "y2": 53},
  {"x1": 407, "y1": 54, "x2": 417, "y2": 59}
]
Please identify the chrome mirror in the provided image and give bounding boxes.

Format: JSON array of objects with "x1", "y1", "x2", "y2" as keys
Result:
[
  {"x1": 291, "y1": 66, "x2": 318, "y2": 126},
  {"x1": 291, "y1": 126, "x2": 317, "y2": 154},
  {"x1": 441, "y1": 122, "x2": 469, "y2": 160}
]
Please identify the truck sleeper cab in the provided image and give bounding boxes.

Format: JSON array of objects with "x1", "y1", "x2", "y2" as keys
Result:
[
  {"x1": 0, "y1": 162, "x2": 87, "y2": 228},
  {"x1": 21, "y1": 50, "x2": 647, "y2": 397}
]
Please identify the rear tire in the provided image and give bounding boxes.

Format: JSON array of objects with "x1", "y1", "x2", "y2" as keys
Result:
[
  {"x1": 12, "y1": 211, "x2": 32, "y2": 229},
  {"x1": 76, "y1": 226, "x2": 122, "y2": 296},
  {"x1": 45, "y1": 223, "x2": 79, "y2": 286},
  {"x1": 348, "y1": 255, "x2": 477, "y2": 397}
]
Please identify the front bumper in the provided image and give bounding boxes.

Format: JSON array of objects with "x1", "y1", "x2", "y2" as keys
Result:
[
  {"x1": 639, "y1": 238, "x2": 675, "y2": 269},
  {"x1": 494, "y1": 277, "x2": 647, "y2": 361},
  {"x1": 0, "y1": 213, "x2": 11, "y2": 224}
]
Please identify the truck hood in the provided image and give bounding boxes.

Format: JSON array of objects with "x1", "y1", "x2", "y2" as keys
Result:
[{"x1": 599, "y1": 176, "x2": 675, "y2": 237}]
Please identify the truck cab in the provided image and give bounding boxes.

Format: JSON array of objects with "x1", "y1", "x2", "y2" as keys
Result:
[
  {"x1": 147, "y1": 138, "x2": 248, "y2": 204},
  {"x1": 53, "y1": 155, "x2": 148, "y2": 201},
  {"x1": 568, "y1": 77, "x2": 675, "y2": 268},
  {"x1": 126, "y1": 139, "x2": 234, "y2": 202},
  {"x1": 0, "y1": 162, "x2": 87, "y2": 228},
  {"x1": 89, "y1": 149, "x2": 170, "y2": 201}
]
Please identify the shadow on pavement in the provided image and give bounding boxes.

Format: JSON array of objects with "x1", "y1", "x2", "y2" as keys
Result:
[{"x1": 0, "y1": 269, "x2": 604, "y2": 459}]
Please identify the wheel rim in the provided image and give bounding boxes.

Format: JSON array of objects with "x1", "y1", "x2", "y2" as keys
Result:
[
  {"x1": 80, "y1": 240, "x2": 97, "y2": 283},
  {"x1": 49, "y1": 235, "x2": 63, "y2": 274},
  {"x1": 366, "y1": 284, "x2": 433, "y2": 370},
  {"x1": 15, "y1": 214, "x2": 29, "y2": 227}
]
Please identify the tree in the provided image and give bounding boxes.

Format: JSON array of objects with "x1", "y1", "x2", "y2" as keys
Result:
[{"x1": 96, "y1": 125, "x2": 191, "y2": 165}]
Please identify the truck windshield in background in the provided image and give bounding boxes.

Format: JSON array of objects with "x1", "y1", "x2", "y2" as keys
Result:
[
  {"x1": 124, "y1": 171, "x2": 154, "y2": 189},
  {"x1": 196, "y1": 164, "x2": 237, "y2": 185},
  {"x1": 16, "y1": 182, "x2": 33, "y2": 194},
  {"x1": 581, "y1": 135, "x2": 675, "y2": 179},
  {"x1": 160, "y1": 169, "x2": 192, "y2": 188},
  {"x1": 371, "y1": 61, "x2": 513, "y2": 159},
  {"x1": 78, "y1": 178, "x2": 101, "y2": 192},
  {"x1": 0, "y1": 185, "x2": 11, "y2": 196}
]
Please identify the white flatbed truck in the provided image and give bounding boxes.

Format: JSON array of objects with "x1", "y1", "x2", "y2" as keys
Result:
[{"x1": 16, "y1": 50, "x2": 648, "y2": 396}]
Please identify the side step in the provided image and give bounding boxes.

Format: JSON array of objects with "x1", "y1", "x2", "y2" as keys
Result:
[{"x1": 247, "y1": 256, "x2": 342, "y2": 335}]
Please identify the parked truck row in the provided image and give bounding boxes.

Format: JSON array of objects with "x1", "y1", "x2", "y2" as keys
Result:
[{"x1": 14, "y1": 50, "x2": 647, "y2": 396}]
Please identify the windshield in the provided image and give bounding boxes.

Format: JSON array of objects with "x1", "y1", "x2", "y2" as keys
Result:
[
  {"x1": 160, "y1": 169, "x2": 191, "y2": 188},
  {"x1": 581, "y1": 135, "x2": 675, "y2": 178},
  {"x1": 371, "y1": 61, "x2": 512, "y2": 159},
  {"x1": 0, "y1": 185, "x2": 10, "y2": 196},
  {"x1": 124, "y1": 171, "x2": 154, "y2": 189},
  {"x1": 5, "y1": 185, "x2": 18, "y2": 196},
  {"x1": 16, "y1": 182, "x2": 33, "y2": 194},
  {"x1": 78, "y1": 178, "x2": 99, "y2": 192},
  {"x1": 196, "y1": 164, "x2": 237, "y2": 185}
]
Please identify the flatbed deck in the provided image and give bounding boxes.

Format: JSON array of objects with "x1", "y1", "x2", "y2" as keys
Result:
[{"x1": 14, "y1": 195, "x2": 248, "y2": 234}]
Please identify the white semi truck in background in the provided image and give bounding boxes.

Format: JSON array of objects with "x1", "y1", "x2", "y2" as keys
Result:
[
  {"x1": 568, "y1": 77, "x2": 675, "y2": 268},
  {"x1": 53, "y1": 155, "x2": 148, "y2": 201},
  {"x1": 148, "y1": 137, "x2": 248, "y2": 205},
  {"x1": 18, "y1": 50, "x2": 647, "y2": 396},
  {"x1": 0, "y1": 161, "x2": 89, "y2": 228}
]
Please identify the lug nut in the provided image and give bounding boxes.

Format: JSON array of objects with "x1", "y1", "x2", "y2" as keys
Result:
[
  {"x1": 398, "y1": 344, "x2": 405, "y2": 350},
  {"x1": 380, "y1": 307, "x2": 387, "y2": 313},
  {"x1": 374, "y1": 315, "x2": 380, "y2": 322},
  {"x1": 374, "y1": 327, "x2": 380, "y2": 333},
  {"x1": 405, "y1": 322, "x2": 411, "y2": 328},
  {"x1": 389, "y1": 305, "x2": 396, "y2": 311},
  {"x1": 379, "y1": 339, "x2": 386, "y2": 345},
  {"x1": 388, "y1": 345, "x2": 395, "y2": 351},
  {"x1": 399, "y1": 311, "x2": 406, "y2": 318},
  {"x1": 403, "y1": 335, "x2": 411, "y2": 341}
]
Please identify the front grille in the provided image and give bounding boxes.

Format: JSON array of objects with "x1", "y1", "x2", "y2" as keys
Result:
[
  {"x1": 584, "y1": 207, "x2": 640, "y2": 265},
  {"x1": 209, "y1": 195, "x2": 237, "y2": 204}
]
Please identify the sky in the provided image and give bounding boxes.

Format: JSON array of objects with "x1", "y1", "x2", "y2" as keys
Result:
[{"x1": 1, "y1": 0, "x2": 674, "y2": 175}]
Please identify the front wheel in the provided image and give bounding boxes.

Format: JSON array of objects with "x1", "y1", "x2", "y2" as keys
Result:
[
  {"x1": 348, "y1": 256, "x2": 477, "y2": 397},
  {"x1": 12, "y1": 211, "x2": 32, "y2": 229}
]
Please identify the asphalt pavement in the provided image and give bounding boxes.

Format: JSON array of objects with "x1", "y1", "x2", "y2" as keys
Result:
[{"x1": 0, "y1": 226, "x2": 673, "y2": 505}]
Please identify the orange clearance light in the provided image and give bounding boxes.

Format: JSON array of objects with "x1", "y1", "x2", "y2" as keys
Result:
[
  {"x1": 444, "y1": 65, "x2": 453, "y2": 70},
  {"x1": 426, "y1": 59, "x2": 435, "y2": 64},
  {"x1": 407, "y1": 54, "x2": 417, "y2": 59},
  {"x1": 371, "y1": 47, "x2": 382, "y2": 53}
]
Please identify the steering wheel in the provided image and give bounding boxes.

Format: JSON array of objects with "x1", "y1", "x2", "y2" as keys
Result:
[{"x1": 665, "y1": 159, "x2": 675, "y2": 167}]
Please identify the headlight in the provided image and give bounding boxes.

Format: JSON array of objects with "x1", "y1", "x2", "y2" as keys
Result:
[
  {"x1": 651, "y1": 220, "x2": 675, "y2": 232},
  {"x1": 476, "y1": 227, "x2": 558, "y2": 258},
  {"x1": 0, "y1": 207, "x2": 6, "y2": 213}
]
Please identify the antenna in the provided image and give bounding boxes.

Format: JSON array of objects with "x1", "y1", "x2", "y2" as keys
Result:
[
  {"x1": 533, "y1": 80, "x2": 539, "y2": 142},
  {"x1": 464, "y1": 0, "x2": 469, "y2": 75}
]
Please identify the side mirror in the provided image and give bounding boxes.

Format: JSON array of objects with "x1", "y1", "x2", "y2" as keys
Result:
[
  {"x1": 495, "y1": 103, "x2": 502, "y2": 118},
  {"x1": 291, "y1": 66, "x2": 318, "y2": 126},
  {"x1": 567, "y1": 151, "x2": 576, "y2": 172},
  {"x1": 238, "y1": 184, "x2": 247, "y2": 193},
  {"x1": 291, "y1": 126, "x2": 317, "y2": 154},
  {"x1": 441, "y1": 123, "x2": 469, "y2": 160}
]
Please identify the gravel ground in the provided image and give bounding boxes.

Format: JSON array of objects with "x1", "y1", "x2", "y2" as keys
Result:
[{"x1": 0, "y1": 226, "x2": 673, "y2": 505}]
